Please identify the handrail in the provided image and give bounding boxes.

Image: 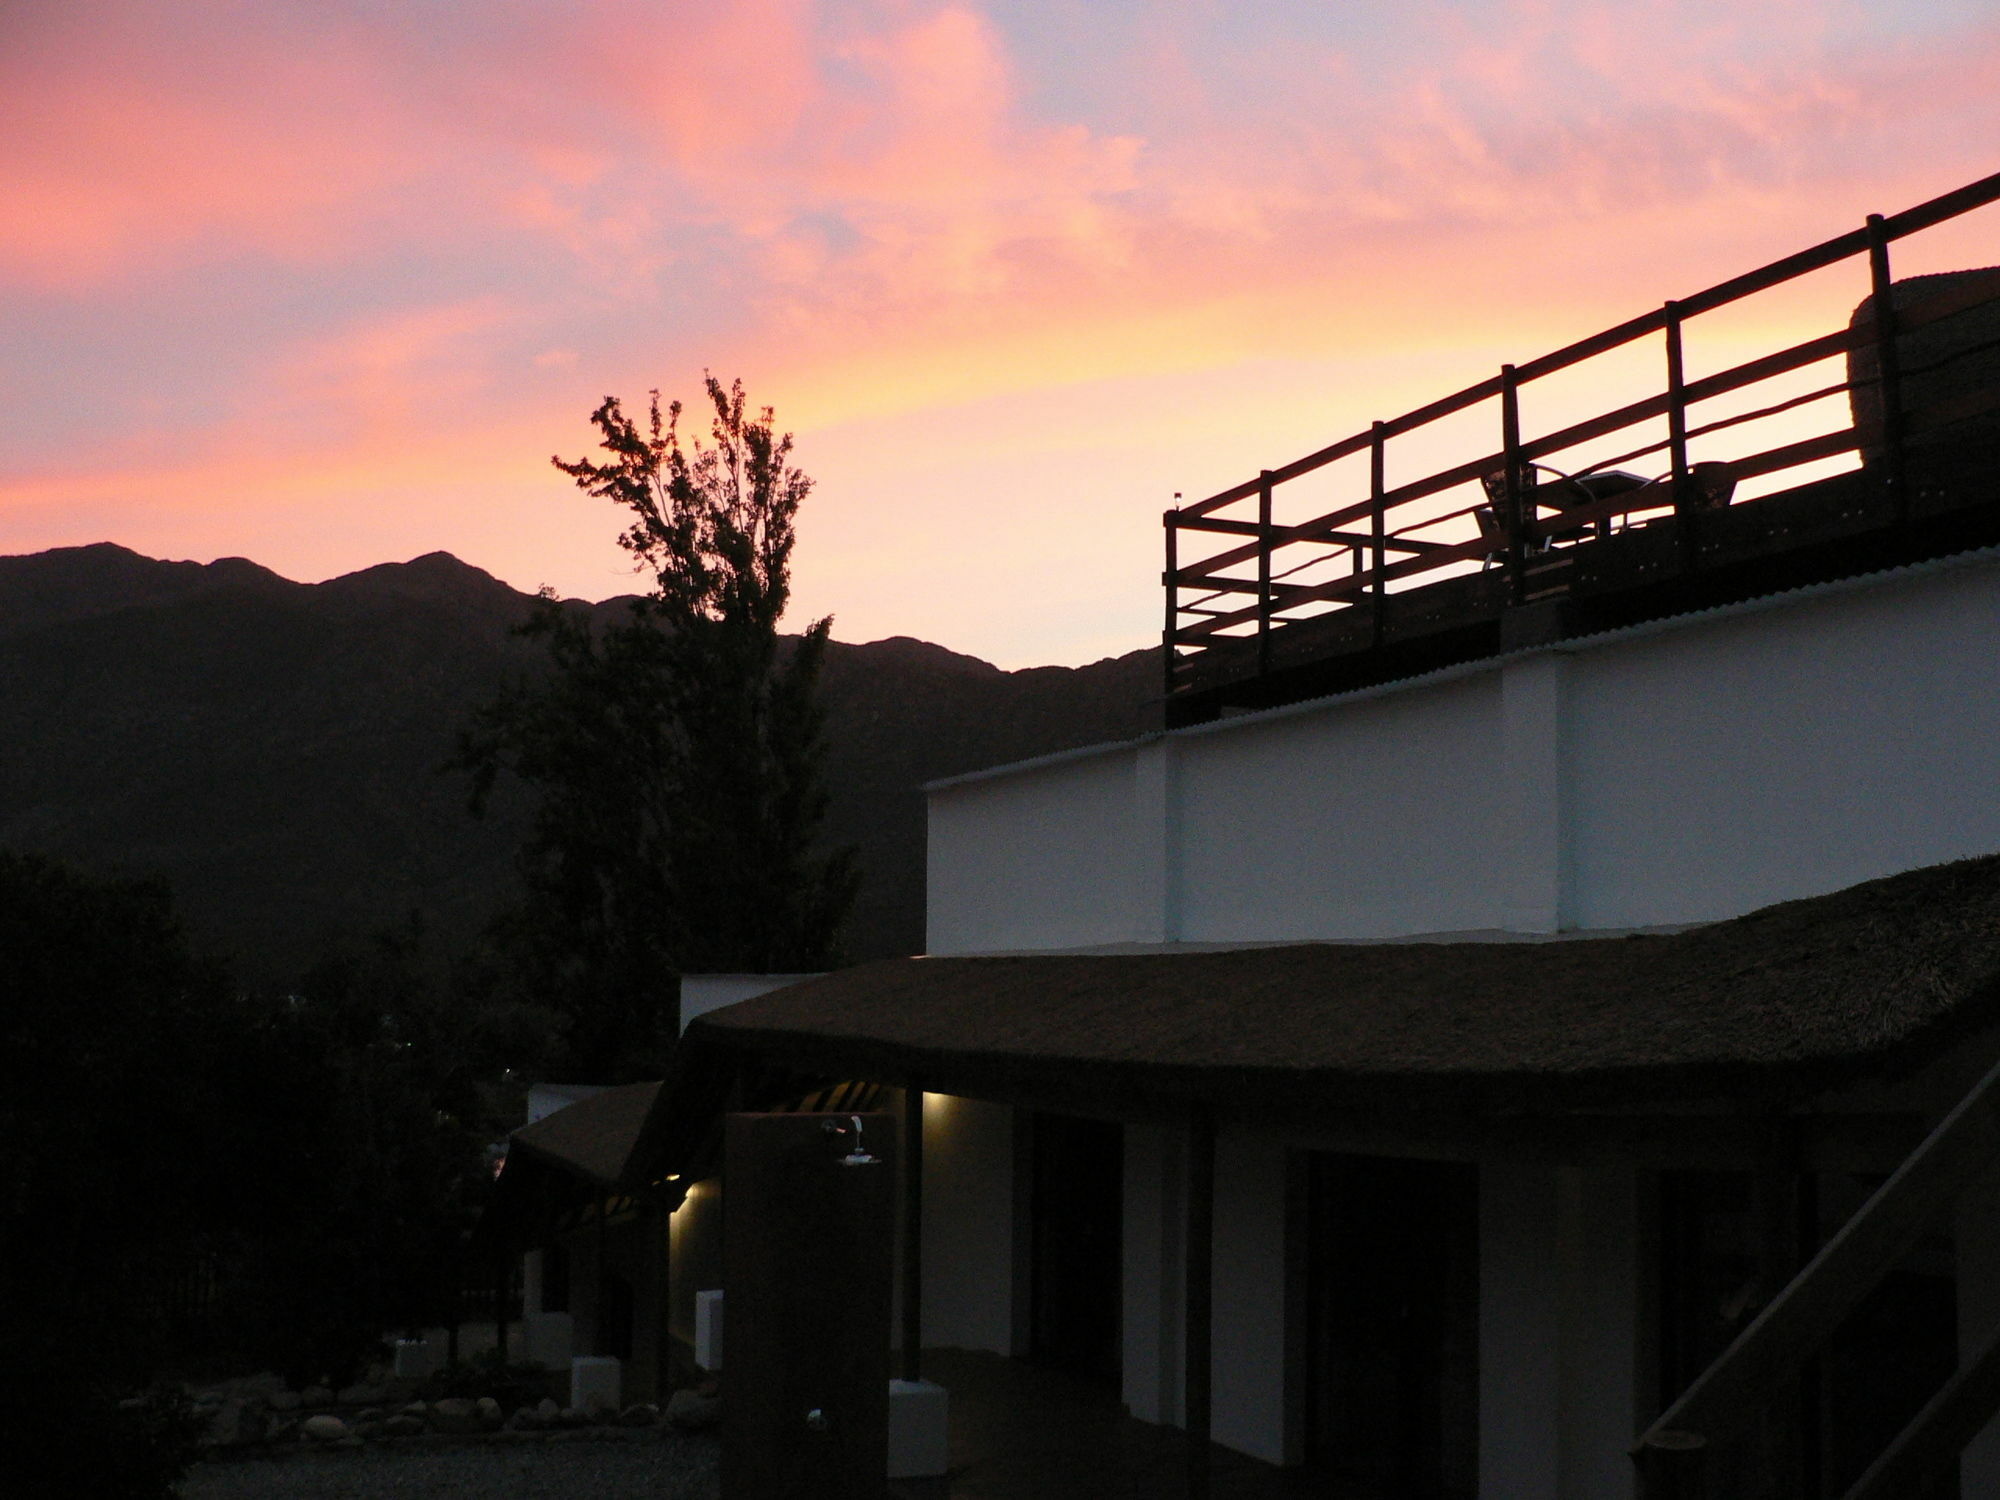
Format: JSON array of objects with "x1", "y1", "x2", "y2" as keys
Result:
[
  {"x1": 1166, "y1": 171, "x2": 2000, "y2": 696},
  {"x1": 1631, "y1": 1049, "x2": 2000, "y2": 1499}
]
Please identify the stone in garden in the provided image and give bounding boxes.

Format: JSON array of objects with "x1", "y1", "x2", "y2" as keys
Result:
[
  {"x1": 205, "y1": 1397, "x2": 269, "y2": 1448},
  {"x1": 301, "y1": 1385, "x2": 334, "y2": 1408},
  {"x1": 619, "y1": 1403, "x2": 659, "y2": 1427},
  {"x1": 666, "y1": 1389, "x2": 721, "y2": 1431},
  {"x1": 302, "y1": 1415, "x2": 350, "y2": 1444},
  {"x1": 384, "y1": 1414, "x2": 425, "y2": 1438},
  {"x1": 535, "y1": 1397, "x2": 560, "y2": 1424},
  {"x1": 475, "y1": 1395, "x2": 503, "y2": 1429},
  {"x1": 505, "y1": 1406, "x2": 541, "y2": 1432},
  {"x1": 398, "y1": 1400, "x2": 428, "y2": 1419},
  {"x1": 268, "y1": 1417, "x2": 301, "y2": 1446},
  {"x1": 355, "y1": 1407, "x2": 384, "y2": 1424},
  {"x1": 267, "y1": 1390, "x2": 302, "y2": 1413},
  {"x1": 428, "y1": 1397, "x2": 483, "y2": 1434},
  {"x1": 558, "y1": 1405, "x2": 592, "y2": 1427}
]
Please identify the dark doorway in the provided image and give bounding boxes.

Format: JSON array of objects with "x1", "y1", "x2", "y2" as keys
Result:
[
  {"x1": 1028, "y1": 1112, "x2": 1124, "y2": 1386},
  {"x1": 1302, "y1": 1153, "x2": 1479, "y2": 1500}
]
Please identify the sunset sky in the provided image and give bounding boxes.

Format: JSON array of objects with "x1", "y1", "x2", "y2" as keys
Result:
[{"x1": 4, "y1": 0, "x2": 1997, "y2": 667}]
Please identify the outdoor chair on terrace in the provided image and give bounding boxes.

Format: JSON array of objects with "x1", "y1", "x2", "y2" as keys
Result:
[{"x1": 1475, "y1": 461, "x2": 1737, "y2": 566}]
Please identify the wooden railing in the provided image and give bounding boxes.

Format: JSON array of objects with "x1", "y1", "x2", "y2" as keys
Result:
[{"x1": 1164, "y1": 171, "x2": 2000, "y2": 701}]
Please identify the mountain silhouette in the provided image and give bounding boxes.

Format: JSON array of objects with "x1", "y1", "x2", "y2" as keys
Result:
[{"x1": 0, "y1": 544, "x2": 1156, "y2": 981}]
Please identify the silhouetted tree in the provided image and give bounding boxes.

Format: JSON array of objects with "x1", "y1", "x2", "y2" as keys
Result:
[
  {"x1": 0, "y1": 852, "x2": 235, "y2": 1495},
  {"x1": 459, "y1": 377, "x2": 856, "y2": 1079}
]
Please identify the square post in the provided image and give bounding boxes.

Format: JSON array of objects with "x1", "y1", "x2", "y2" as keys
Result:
[
  {"x1": 1162, "y1": 505, "x2": 1180, "y2": 702},
  {"x1": 1185, "y1": 1108, "x2": 1215, "y2": 1500},
  {"x1": 1865, "y1": 213, "x2": 1907, "y2": 518},
  {"x1": 1501, "y1": 365, "x2": 1528, "y2": 605},
  {"x1": 1370, "y1": 423, "x2": 1387, "y2": 646},
  {"x1": 902, "y1": 1084, "x2": 924, "y2": 1383},
  {"x1": 1256, "y1": 471, "x2": 1274, "y2": 679},
  {"x1": 1665, "y1": 300, "x2": 1695, "y2": 569}
]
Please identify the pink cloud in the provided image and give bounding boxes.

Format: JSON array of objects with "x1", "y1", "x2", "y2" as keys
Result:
[{"x1": 6, "y1": 0, "x2": 1999, "y2": 666}]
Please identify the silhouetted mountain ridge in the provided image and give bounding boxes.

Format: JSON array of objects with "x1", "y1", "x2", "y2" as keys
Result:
[{"x1": 0, "y1": 544, "x2": 1155, "y2": 980}]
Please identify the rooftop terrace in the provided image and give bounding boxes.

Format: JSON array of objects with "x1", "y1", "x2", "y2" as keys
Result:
[{"x1": 1164, "y1": 172, "x2": 2000, "y2": 728}]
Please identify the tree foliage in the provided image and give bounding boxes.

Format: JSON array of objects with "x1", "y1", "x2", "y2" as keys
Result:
[
  {"x1": 0, "y1": 852, "x2": 522, "y2": 1495},
  {"x1": 460, "y1": 377, "x2": 856, "y2": 1080},
  {"x1": 0, "y1": 852, "x2": 229, "y2": 1495}
]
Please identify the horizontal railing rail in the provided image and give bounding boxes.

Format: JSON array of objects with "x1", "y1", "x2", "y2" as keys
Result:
[{"x1": 1165, "y1": 171, "x2": 2000, "y2": 703}]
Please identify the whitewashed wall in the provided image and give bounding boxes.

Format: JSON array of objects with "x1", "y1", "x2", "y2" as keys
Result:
[
  {"x1": 919, "y1": 1093, "x2": 1017, "y2": 1354},
  {"x1": 928, "y1": 551, "x2": 2000, "y2": 953}
]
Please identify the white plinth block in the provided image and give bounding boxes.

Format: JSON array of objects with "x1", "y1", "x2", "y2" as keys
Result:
[
  {"x1": 571, "y1": 1355, "x2": 622, "y2": 1414},
  {"x1": 888, "y1": 1379, "x2": 950, "y2": 1479},
  {"x1": 695, "y1": 1289, "x2": 724, "y2": 1371}
]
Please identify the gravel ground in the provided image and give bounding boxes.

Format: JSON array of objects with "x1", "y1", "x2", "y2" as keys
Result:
[{"x1": 181, "y1": 1430, "x2": 719, "y2": 1500}]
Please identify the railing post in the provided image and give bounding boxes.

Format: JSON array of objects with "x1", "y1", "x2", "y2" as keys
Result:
[
  {"x1": 1162, "y1": 503, "x2": 1180, "y2": 702},
  {"x1": 901, "y1": 1082, "x2": 923, "y2": 1383},
  {"x1": 1184, "y1": 1107, "x2": 1215, "y2": 1500},
  {"x1": 1370, "y1": 423, "x2": 1387, "y2": 647},
  {"x1": 1665, "y1": 299, "x2": 1696, "y2": 571},
  {"x1": 1256, "y1": 470, "x2": 1274, "y2": 679},
  {"x1": 1866, "y1": 213, "x2": 1907, "y2": 518},
  {"x1": 1500, "y1": 365, "x2": 1527, "y2": 605}
]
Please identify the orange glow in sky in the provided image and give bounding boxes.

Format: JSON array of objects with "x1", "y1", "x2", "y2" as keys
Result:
[{"x1": 4, "y1": 0, "x2": 1996, "y2": 665}]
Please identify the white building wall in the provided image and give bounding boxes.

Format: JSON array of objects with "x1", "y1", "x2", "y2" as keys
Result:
[
  {"x1": 679, "y1": 973, "x2": 823, "y2": 1034},
  {"x1": 1174, "y1": 674, "x2": 1510, "y2": 942},
  {"x1": 920, "y1": 1093, "x2": 1016, "y2": 1353},
  {"x1": 928, "y1": 553, "x2": 2000, "y2": 954},
  {"x1": 1565, "y1": 560, "x2": 2000, "y2": 928},
  {"x1": 928, "y1": 750, "x2": 1143, "y2": 953}
]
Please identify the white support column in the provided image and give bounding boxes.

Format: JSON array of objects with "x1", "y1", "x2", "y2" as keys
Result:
[
  {"x1": 1500, "y1": 652, "x2": 1569, "y2": 934},
  {"x1": 1957, "y1": 1165, "x2": 2000, "y2": 1497},
  {"x1": 1557, "y1": 1164, "x2": 1641, "y2": 1500},
  {"x1": 523, "y1": 1249, "x2": 546, "y2": 1315},
  {"x1": 1481, "y1": 1162, "x2": 1563, "y2": 1500},
  {"x1": 1123, "y1": 1121, "x2": 1186, "y2": 1426},
  {"x1": 1210, "y1": 1131, "x2": 1290, "y2": 1464},
  {"x1": 1132, "y1": 734, "x2": 1181, "y2": 944}
]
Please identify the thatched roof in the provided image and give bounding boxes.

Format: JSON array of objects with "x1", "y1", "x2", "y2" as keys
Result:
[
  {"x1": 678, "y1": 855, "x2": 2000, "y2": 1122},
  {"x1": 508, "y1": 1080, "x2": 661, "y2": 1187},
  {"x1": 473, "y1": 1081, "x2": 663, "y2": 1253}
]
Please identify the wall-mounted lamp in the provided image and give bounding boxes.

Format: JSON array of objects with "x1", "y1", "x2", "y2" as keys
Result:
[{"x1": 824, "y1": 1115, "x2": 882, "y2": 1167}]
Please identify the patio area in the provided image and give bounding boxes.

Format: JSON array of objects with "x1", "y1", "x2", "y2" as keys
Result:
[{"x1": 889, "y1": 1349, "x2": 1373, "y2": 1500}]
